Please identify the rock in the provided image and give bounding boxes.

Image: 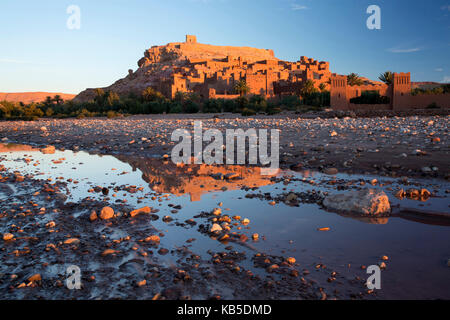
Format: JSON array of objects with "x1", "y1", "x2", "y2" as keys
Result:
[
  {"x1": 286, "y1": 257, "x2": 296, "y2": 264},
  {"x1": 101, "y1": 249, "x2": 117, "y2": 256},
  {"x1": 224, "y1": 172, "x2": 239, "y2": 180},
  {"x1": 89, "y1": 210, "x2": 98, "y2": 221},
  {"x1": 252, "y1": 233, "x2": 259, "y2": 241},
  {"x1": 64, "y1": 238, "x2": 80, "y2": 245},
  {"x1": 323, "y1": 168, "x2": 338, "y2": 175},
  {"x1": 395, "y1": 189, "x2": 406, "y2": 199},
  {"x1": 45, "y1": 221, "x2": 56, "y2": 228},
  {"x1": 323, "y1": 189, "x2": 391, "y2": 215},
  {"x1": 421, "y1": 167, "x2": 432, "y2": 173},
  {"x1": 129, "y1": 206, "x2": 151, "y2": 217},
  {"x1": 144, "y1": 235, "x2": 160, "y2": 243},
  {"x1": 28, "y1": 274, "x2": 42, "y2": 283},
  {"x1": 100, "y1": 206, "x2": 114, "y2": 220},
  {"x1": 212, "y1": 208, "x2": 222, "y2": 216},
  {"x1": 285, "y1": 193, "x2": 297, "y2": 202},
  {"x1": 210, "y1": 224, "x2": 222, "y2": 233},
  {"x1": 137, "y1": 280, "x2": 146, "y2": 287},
  {"x1": 420, "y1": 189, "x2": 431, "y2": 198},
  {"x1": 40, "y1": 145, "x2": 55, "y2": 154},
  {"x1": 3, "y1": 233, "x2": 14, "y2": 241},
  {"x1": 330, "y1": 131, "x2": 338, "y2": 137}
]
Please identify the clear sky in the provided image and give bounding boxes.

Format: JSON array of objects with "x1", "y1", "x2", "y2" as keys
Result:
[{"x1": 1, "y1": 0, "x2": 449, "y2": 94}]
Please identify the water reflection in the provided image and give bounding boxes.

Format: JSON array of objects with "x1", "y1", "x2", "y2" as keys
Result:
[
  {"x1": 117, "y1": 155, "x2": 275, "y2": 201},
  {"x1": 1, "y1": 143, "x2": 450, "y2": 299}
]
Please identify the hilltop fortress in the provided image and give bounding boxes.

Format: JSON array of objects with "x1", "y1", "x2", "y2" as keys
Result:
[{"x1": 74, "y1": 35, "x2": 331, "y2": 101}]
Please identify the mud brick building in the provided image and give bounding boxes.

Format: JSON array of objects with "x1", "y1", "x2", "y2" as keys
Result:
[
  {"x1": 75, "y1": 35, "x2": 332, "y2": 102},
  {"x1": 331, "y1": 72, "x2": 450, "y2": 110}
]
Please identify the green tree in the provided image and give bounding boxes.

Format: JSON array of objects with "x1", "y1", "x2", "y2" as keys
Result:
[
  {"x1": 347, "y1": 73, "x2": 364, "y2": 86},
  {"x1": 53, "y1": 95, "x2": 63, "y2": 105},
  {"x1": 142, "y1": 87, "x2": 165, "y2": 102},
  {"x1": 319, "y1": 83, "x2": 327, "y2": 92},
  {"x1": 378, "y1": 71, "x2": 394, "y2": 85},
  {"x1": 234, "y1": 79, "x2": 250, "y2": 97},
  {"x1": 299, "y1": 79, "x2": 317, "y2": 100}
]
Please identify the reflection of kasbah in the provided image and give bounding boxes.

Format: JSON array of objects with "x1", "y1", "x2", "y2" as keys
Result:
[
  {"x1": 331, "y1": 72, "x2": 450, "y2": 110},
  {"x1": 75, "y1": 35, "x2": 331, "y2": 101},
  {"x1": 117, "y1": 155, "x2": 274, "y2": 202}
]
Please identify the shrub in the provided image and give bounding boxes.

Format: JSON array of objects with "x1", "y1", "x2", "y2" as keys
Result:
[
  {"x1": 427, "y1": 102, "x2": 440, "y2": 109},
  {"x1": 350, "y1": 91, "x2": 390, "y2": 104},
  {"x1": 241, "y1": 107, "x2": 256, "y2": 116},
  {"x1": 183, "y1": 100, "x2": 200, "y2": 113}
]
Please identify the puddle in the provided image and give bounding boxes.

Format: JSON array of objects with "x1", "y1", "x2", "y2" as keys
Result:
[{"x1": 0, "y1": 143, "x2": 449, "y2": 300}]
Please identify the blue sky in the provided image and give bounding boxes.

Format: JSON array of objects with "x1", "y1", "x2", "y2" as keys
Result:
[{"x1": 0, "y1": 0, "x2": 449, "y2": 94}]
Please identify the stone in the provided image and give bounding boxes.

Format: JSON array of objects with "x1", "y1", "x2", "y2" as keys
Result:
[
  {"x1": 323, "y1": 168, "x2": 338, "y2": 175},
  {"x1": 28, "y1": 274, "x2": 42, "y2": 283},
  {"x1": 40, "y1": 145, "x2": 55, "y2": 154},
  {"x1": 3, "y1": 233, "x2": 14, "y2": 241},
  {"x1": 89, "y1": 210, "x2": 98, "y2": 221},
  {"x1": 210, "y1": 224, "x2": 222, "y2": 233},
  {"x1": 285, "y1": 193, "x2": 297, "y2": 202},
  {"x1": 286, "y1": 257, "x2": 296, "y2": 264},
  {"x1": 130, "y1": 206, "x2": 151, "y2": 217},
  {"x1": 100, "y1": 206, "x2": 114, "y2": 220},
  {"x1": 323, "y1": 189, "x2": 391, "y2": 215},
  {"x1": 145, "y1": 235, "x2": 160, "y2": 243},
  {"x1": 64, "y1": 238, "x2": 80, "y2": 245}
]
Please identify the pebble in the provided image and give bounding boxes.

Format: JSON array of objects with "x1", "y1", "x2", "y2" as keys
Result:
[{"x1": 100, "y1": 206, "x2": 114, "y2": 220}]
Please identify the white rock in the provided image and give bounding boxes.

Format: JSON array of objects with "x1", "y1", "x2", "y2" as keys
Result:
[
  {"x1": 323, "y1": 189, "x2": 391, "y2": 216},
  {"x1": 210, "y1": 223, "x2": 222, "y2": 233}
]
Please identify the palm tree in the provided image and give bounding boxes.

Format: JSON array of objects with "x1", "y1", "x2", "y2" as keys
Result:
[
  {"x1": 234, "y1": 79, "x2": 250, "y2": 97},
  {"x1": 142, "y1": 87, "x2": 164, "y2": 101},
  {"x1": 347, "y1": 73, "x2": 364, "y2": 86},
  {"x1": 44, "y1": 96, "x2": 53, "y2": 106},
  {"x1": 53, "y1": 95, "x2": 63, "y2": 105},
  {"x1": 378, "y1": 71, "x2": 394, "y2": 85},
  {"x1": 319, "y1": 83, "x2": 327, "y2": 92},
  {"x1": 299, "y1": 79, "x2": 317, "y2": 99}
]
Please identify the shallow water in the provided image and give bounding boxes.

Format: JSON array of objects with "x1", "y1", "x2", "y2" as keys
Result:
[{"x1": 0, "y1": 143, "x2": 449, "y2": 299}]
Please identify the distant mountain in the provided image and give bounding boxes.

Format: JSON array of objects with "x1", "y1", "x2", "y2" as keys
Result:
[{"x1": 0, "y1": 92, "x2": 76, "y2": 104}]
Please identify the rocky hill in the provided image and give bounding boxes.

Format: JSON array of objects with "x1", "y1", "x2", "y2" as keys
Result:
[{"x1": 74, "y1": 35, "x2": 331, "y2": 102}]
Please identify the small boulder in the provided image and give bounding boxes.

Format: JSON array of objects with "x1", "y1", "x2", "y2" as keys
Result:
[
  {"x1": 130, "y1": 206, "x2": 151, "y2": 218},
  {"x1": 210, "y1": 224, "x2": 222, "y2": 233},
  {"x1": 323, "y1": 168, "x2": 338, "y2": 175},
  {"x1": 40, "y1": 145, "x2": 55, "y2": 154},
  {"x1": 3, "y1": 233, "x2": 14, "y2": 241},
  {"x1": 100, "y1": 206, "x2": 114, "y2": 220},
  {"x1": 323, "y1": 189, "x2": 390, "y2": 216}
]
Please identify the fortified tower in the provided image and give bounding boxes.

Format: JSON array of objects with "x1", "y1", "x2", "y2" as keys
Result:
[
  {"x1": 185, "y1": 35, "x2": 197, "y2": 44},
  {"x1": 392, "y1": 72, "x2": 411, "y2": 110},
  {"x1": 330, "y1": 74, "x2": 348, "y2": 110}
]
